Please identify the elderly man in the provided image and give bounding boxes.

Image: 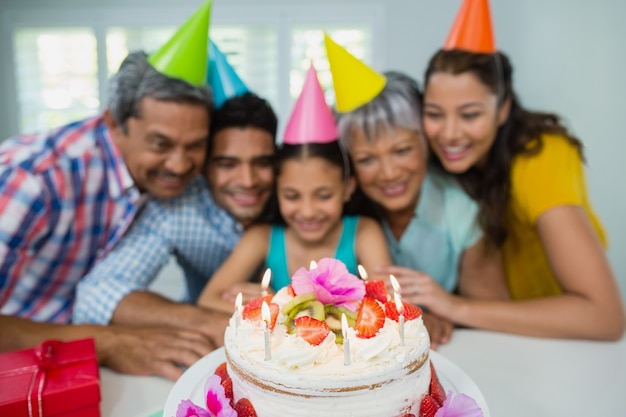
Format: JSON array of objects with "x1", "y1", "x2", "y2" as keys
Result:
[{"x1": 0, "y1": 49, "x2": 229, "y2": 378}]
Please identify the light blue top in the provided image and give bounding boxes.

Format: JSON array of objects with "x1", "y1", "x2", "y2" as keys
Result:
[
  {"x1": 266, "y1": 215, "x2": 359, "y2": 291},
  {"x1": 73, "y1": 176, "x2": 243, "y2": 324},
  {"x1": 383, "y1": 165, "x2": 481, "y2": 292}
]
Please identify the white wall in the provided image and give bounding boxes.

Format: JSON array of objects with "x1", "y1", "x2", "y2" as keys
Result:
[{"x1": 1, "y1": 0, "x2": 625, "y2": 301}]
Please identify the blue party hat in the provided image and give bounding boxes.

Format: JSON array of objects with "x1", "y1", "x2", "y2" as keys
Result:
[{"x1": 207, "y1": 41, "x2": 249, "y2": 108}]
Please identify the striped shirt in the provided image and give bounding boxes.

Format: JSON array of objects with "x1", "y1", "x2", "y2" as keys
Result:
[
  {"x1": 73, "y1": 176, "x2": 243, "y2": 324},
  {"x1": 0, "y1": 116, "x2": 141, "y2": 323}
]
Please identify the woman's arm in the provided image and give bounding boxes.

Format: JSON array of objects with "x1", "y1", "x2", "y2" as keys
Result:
[
  {"x1": 404, "y1": 206, "x2": 625, "y2": 340},
  {"x1": 196, "y1": 225, "x2": 270, "y2": 313},
  {"x1": 457, "y1": 237, "x2": 510, "y2": 300}
]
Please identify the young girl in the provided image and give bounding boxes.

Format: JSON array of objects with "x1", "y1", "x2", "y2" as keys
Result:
[
  {"x1": 197, "y1": 66, "x2": 392, "y2": 313},
  {"x1": 401, "y1": 0, "x2": 625, "y2": 340}
]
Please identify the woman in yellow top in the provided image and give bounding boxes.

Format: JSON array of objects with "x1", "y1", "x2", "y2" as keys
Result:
[{"x1": 383, "y1": 47, "x2": 625, "y2": 340}]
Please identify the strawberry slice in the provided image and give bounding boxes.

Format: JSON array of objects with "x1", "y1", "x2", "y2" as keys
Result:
[
  {"x1": 365, "y1": 280, "x2": 388, "y2": 303},
  {"x1": 234, "y1": 398, "x2": 258, "y2": 417},
  {"x1": 355, "y1": 297, "x2": 385, "y2": 339},
  {"x1": 429, "y1": 362, "x2": 447, "y2": 406},
  {"x1": 242, "y1": 295, "x2": 274, "y2": 316},
  {"x1": 384, "y1": 301, "x2": 423, "y2": 321},
  {"x1": 214, "y1": 362, "x2": 229, "y2": 381},
  {"x1": 295, "y1": 316, "x2": 330, "y2": 346},
  {"x1": 419, "y1": 394, "x2": 440, "y2": 417},
  {"x1": 221, "y1": 376, "x2": 234, "y2": 407},
  {"x1": 242, "y1": 301, "x2": 279, "y2": 330},
  {"x1": 287, "y1": 285, "x2": 296, "y2": 297}
]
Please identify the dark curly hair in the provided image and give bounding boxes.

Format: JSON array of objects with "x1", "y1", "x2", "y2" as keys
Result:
[
  {"x1": 424, "y1": 49, "x2": 584, "y2": 249},
  {"x1": 208, "y1": 92, "x2": 278, "y2": 158}
]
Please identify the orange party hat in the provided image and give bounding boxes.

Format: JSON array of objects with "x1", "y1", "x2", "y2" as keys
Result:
[{"x1": 444, "y1": 0, "x2": 496, "y2": 53}]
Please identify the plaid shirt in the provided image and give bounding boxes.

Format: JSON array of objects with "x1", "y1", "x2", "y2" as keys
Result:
[
  {"x1": 73, "y1": 176, "x2": 243, "y2": 324},
  {"x1": 0, "y1": 116, "x2": 141, "y2": 323}
]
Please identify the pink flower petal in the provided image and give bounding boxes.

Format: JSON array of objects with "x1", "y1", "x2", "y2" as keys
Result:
[
  {"x1": 434, "y1": 391, "x2": 483, "y2": 417},
  {"x1": 203, "y1": 374, "x2": 237, "y2": 417},
  {"x1": 176, "y1": 399, "x2": 211, "y2": 417},
  {"x1": 291, "y1": 258, "x2": 364, "y2": 311}
]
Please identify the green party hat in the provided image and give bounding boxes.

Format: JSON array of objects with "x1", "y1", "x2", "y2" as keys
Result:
[{"x1": 148, "y1": 0, "x2": 212, "y2": 85}]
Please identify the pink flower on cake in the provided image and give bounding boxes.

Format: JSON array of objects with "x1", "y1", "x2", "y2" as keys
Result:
[
  {"x1": 176, "y1": 400, "x2": 212, "y2": 417},
  {"x1": 434, "y1": 391, "x2": 483, "y2": 417},
  {"x1": 204, "y1": 375, "x2": 237, "y2": 417},
  {"x1": 176, "y1": 375, "x2": 237, "y2": 417},
  {"x1": 291, "y1": 258, "x2": 365, "y2": 311}
]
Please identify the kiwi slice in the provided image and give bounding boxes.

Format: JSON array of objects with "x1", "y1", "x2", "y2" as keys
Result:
[
  {"x1": 324, "y1": 305, "x2": 357, "y2": 331},
  {"x1": 281, "y1": 292, "x2": 317, "y2": 315},
  {"x1": 283, "y1": 299, "x2": 326, "y2": 333}
]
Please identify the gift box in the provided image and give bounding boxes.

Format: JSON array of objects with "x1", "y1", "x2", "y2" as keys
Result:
[{"x1": 0, "y1": 338, "x2": 100, "y2": 417}]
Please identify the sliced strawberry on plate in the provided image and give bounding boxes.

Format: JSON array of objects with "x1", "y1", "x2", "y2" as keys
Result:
[
  {"x1": 355, "y1": 297, "x2": 385, "y2": 339},
  {"x1": 384, "y1": 300, "x2": 423, "y2": 321},
  {"x1": 221, "y1": 376, "x2": 234, "y2": 407},
  {"x1": 214, "y1": 362, "x2": 229, "y2": 381},
  {"x1": 429, "y1": 362, "x2": 447, "y2": 406},
  {"x1": 419, "y1": 394, "x2": 440, "y2": 417},
  {"x1": 234, "y1": 398, "x2": 258, "y2": 417},
  {"x1": 365, "y1": 280, "x2": 388, "y2": 303},
  {"x1": 295, "y1": 316, "x2": 330, "y2": 346},
  {"x1": 287, "y1": 285, "x2": 296, "y2": 297}
]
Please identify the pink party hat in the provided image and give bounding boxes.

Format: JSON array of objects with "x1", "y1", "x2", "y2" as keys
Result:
[{"x1": 282, "y1": 64, "x2": 339, "y2": 145}]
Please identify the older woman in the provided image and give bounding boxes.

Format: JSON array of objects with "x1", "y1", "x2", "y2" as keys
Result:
[{"x1": 327, "y1": 36, "x2": 508, "y2": 347}]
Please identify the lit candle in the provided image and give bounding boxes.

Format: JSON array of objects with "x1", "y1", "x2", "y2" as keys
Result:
[
  {"x1": 389, "y1": 274, "x2": 400, "y2": 294},
  {"x1": 342, "y1": 313, "x2": 351, "y2": 366},
  {"x1": 357, "y1": 264, "x2": 368, "y2": 281},
  {"x1": 309, "y1": 260, "x2": 318, "y2": 269},
  {"x1": 262, "y1": 301, "x2": 272, "y2": 361},
  {"x1": 394, "y1": 292, "x2": 405, "y2": 346},
  {"x1": 261, "y1": 268, "x2": 271, "y2": 297},
  {"x1": 235, "y1": 292, "x2": 242, "y2": 335}
]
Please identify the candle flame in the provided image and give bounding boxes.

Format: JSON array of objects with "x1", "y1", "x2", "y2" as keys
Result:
[
  {"x1": 393, "y1": 292, "x2": 404, "y2": 314},
  {"x1": 309, "y1": 260, "x2": 318, "y2": 269},
  {"x1": 262, "y1": 301, "x2": 270, "y2": 323},
  {"x1": 357, "y1": 264, "x2": 368, "y2": 280},
  {"x1": 235, "y1": 292, "x2": 242, "y2": 309},
  {"x1": 390, "y1": 274, "x2": 400, "y2": 292},
  {"x1": 261, "y1": 268, "x2": 271, "y2": 290},
  {"x1": 341, "y1": 313, "x2": 348, "y2": 338}
]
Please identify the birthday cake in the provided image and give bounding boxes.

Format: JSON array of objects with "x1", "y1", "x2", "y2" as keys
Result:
[{"x1": 176, "y1": 258, "x2": 482, "y2": 417}]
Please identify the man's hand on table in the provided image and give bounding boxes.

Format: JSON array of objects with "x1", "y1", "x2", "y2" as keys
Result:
[{"x1": 96, "y1": 325, "x2": 215, "y2": 381}]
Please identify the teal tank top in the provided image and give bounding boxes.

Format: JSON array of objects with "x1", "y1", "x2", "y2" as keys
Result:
[{"x1": 266, "y1": 215, "x2": 359, "y2": 291}]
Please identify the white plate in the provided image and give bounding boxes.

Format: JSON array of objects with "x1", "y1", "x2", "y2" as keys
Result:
[{"x1": 163, "y1": 348, "x2": 490, "y2": 417}]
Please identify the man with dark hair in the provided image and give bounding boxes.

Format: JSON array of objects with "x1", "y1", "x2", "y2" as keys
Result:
[{"x1": 72, "y1": 92, "x2": 277, "y2": 377}]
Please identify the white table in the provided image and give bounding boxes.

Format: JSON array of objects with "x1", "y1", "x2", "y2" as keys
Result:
[{"x1": 100, "y1": 329, "x2": 626, "y2": 417}]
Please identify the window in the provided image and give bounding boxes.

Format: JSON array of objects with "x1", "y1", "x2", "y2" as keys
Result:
[{"x1": 3, "y1": 4, "x2": 384, "y2": 136}]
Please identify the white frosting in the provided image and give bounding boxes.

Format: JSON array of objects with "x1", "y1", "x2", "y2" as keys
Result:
[{"x1": 224, "y1": 289, "x2": 431, "y2": 417}]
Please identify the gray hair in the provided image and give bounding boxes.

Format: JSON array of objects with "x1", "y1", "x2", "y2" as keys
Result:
[
  {"x1": 106, "y1": 51, "x2": 213, "y2": 133},
  {"x1": 336, "y1": 71, "x2": 422, "y2": 145}
]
